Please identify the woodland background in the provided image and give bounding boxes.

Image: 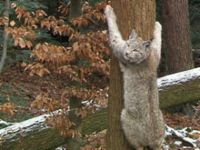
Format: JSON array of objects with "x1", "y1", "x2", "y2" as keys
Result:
[{"x1": 0, "y1": 0, "x2": 200, "y2": 149}]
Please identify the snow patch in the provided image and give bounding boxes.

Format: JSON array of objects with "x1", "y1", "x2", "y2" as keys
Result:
[{"x1": 158, "y1": 67, "x2": 200, "y2": 89}]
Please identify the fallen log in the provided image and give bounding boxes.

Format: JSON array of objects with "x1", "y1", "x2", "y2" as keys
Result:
[
  {"x1": 158, "y1": 67, "x2": 200, "y2": 108},
  {"x1": 0, "y1": 110, "x2": 66, "y2": 150},
  {"x1": 1, "y1": 67, "x2": 200, "y2": 150}
]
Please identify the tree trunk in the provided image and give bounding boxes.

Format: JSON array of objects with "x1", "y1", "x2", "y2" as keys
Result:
[
  {"x1": 38, "y1": 0, "x2": 59, "y2": 16},
  {"x1": 0, "y1": 0, "x2": 9, "y2": 73},
  {"x1": 69, "y1": 0, "x2": 82, "y2": 20},
  {"x1": 107, "y1": 0, "x2": 156, "y2": 149},
  {"x1": 162, "y1": 0, "x2": 194, "y2": 74}
]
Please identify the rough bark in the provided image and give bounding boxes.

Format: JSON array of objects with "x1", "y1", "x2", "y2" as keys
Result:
[
  {"x1": 162, "y1": 0, "x2": 194, "y2": 74},
  {"x1": 107, "y1": 0, "x2": 156, "y2": 149}
]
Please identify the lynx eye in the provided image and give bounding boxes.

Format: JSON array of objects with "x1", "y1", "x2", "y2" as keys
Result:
[{"x1": 143, "y1": 41, "x2": 151, "y2": 48}]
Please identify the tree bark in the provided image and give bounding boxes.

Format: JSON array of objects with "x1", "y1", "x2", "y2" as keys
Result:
[
  {"x1": 107, "y1": 0, "x2": 156, "y2": 149},
  {"x1": 162, "y1": 0, "x2": 194, "y2": 74}
]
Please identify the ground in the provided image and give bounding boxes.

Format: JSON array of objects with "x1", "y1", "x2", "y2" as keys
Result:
[{"x1": 0, "y1": 63, "x2": 199, "y2": 149}]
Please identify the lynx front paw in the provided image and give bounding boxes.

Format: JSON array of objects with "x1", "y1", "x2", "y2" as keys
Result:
[
  {"x1": 104, "y1": 5, "x2": 116, "y2": 21},
  {"x1": 155, "y1": 22, "x2": 162, "y2": 32}
]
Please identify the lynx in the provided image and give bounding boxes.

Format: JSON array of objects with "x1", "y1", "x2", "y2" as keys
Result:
[{"x1": 105, "y1": 5, "x2": 165, "y2": 150}]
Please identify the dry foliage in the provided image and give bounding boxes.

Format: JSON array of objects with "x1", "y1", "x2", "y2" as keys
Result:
[
  {"x1": 30, "y1": 93, "x2": 60, "y2": 112},
  {"x1": 32, "y1": 43, "x2": 75, "y2": 64},
  {"x1": 0, "y1": 0, "x2": 109, "y2": 141},
  {"x1": 0, "y1": 102, "x2": 17, "y2": 116},
  {"x1": 13, "y1": 3, "x2": 47, "y2": 28},
  {"x1": 46, "y1": 113, "x2": 79, "y2": 138},
  {"x1": 0, "y1": 17, "x2": 8, "y2": 26},
  {"x1": 58, "y1": 2, "x2": 70, "y2": 16},
  {"x1": 81, "y1": 130, "x2": 107, "y2": 150},
  {"x1": 23, "y1": 62, "x2": 50, "y2": 77},
  {"x1": 6, "y1": 27, "x2": 35, "y2": 48},
  {"x1": 71, "y1": 2, "x2": 106, "y2": 27}
]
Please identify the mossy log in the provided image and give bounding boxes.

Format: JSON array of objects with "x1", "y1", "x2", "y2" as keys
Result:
[
  {"x1": 158, "y1": 67, "x2": 200, "y2": 108},
  {"x1": 0, "y1": 111, "x2": 66, "y2": 150},
  {"x1": 0, "y1": 68, "x2": 200, "y2": 149}
]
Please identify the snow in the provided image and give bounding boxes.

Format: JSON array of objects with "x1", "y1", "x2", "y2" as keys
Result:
[
  {"x1": 158, "y1": 67, "x2": 200, "y2": 89},
  {"x1": 0, "y1": 119, "x2": 14, "y2": 126},
  {"x1": 0, "y1": 98, "x2": 102, "y2": 142},
  {"x1": 165, "y1": 125, "x2": 199, "y2": 148},
  {"x1": 174, "y1": 141, "x2": 182, "y2": 146},
  {"x1": 55, "y1": 147, "x2": 66, "y2": 150},
  {"x1": 0, "y1": 109, "x2": 62, "y2": 142}
]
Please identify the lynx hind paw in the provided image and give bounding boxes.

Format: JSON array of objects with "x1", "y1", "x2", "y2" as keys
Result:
[{"x1": 104, "y1": 5, "x2": 116, "y2": 20}]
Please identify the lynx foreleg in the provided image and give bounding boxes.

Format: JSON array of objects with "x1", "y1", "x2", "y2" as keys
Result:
[
  {"x1": 150, "y1": 22, "x2": 162, "y2": 62},
  {"x1": 104, "y1": 5, "x2": 151, "y2": 64},
  {"x1": 104, "y1": 5, "x2": 127, "y2": 63}
]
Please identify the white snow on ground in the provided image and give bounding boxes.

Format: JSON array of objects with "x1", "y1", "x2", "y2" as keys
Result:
[{"x1": 165, "y1": 125, "x2": 200, "y2": 149}]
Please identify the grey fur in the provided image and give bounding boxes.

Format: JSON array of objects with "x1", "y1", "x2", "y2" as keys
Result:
[{"x1": 105, "y1": 5, "x2": 165, "y2": 150}]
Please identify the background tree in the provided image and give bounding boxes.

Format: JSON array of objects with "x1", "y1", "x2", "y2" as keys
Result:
[
  {"x1": 69, "y1": 0, "x2": 82, "y2": 19},
  {"x1": 189, "y1": 0, "x2": 200, "y2": 49},
  {"x1": 0, "y1": 0, "x2": 9, "y2": 73},
  {"x1": 107, "y1": 0, "x2": 156, "y2": 149},
  {"x1": 162, "y1": 0, "x2": 194, "y2": 74}
]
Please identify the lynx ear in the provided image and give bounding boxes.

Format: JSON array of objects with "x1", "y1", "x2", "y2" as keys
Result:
[
  {"x1": 127, "y1": 29, "x2": 138, "y2": 45},
  {"x1": 129, "y1": 29, "x2": 137, "y2": 40}
]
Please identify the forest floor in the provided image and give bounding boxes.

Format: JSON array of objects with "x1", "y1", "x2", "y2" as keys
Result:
[{"x1": 0, "y1": 63, "x2": 200, "y2": 149}]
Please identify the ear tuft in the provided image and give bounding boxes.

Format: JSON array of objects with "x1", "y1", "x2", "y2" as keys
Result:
[{"x1": 129, "y1": 29, "x2": 137, "y2": 40}]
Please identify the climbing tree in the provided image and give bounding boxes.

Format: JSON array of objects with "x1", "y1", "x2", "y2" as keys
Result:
[{"x1": 107, "y1": 0, "x2": 156, "y2": 149}]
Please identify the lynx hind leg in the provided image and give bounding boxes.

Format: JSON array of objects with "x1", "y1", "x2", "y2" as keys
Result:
[
  {"x1": 136, "y1": 147, "x2": 144, "y2": 150},
  {"x1": 149, "y1": 144, "x2": 162, "y2": 150},
  {"x1": 121, "y1": 109, "x2": 143, "y2": 149},
  {"x1": 149, "y1": 137, "x2": 164, "y2": 150}
]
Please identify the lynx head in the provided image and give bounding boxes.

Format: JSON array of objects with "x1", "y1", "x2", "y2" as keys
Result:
[{"x1": 124, "y1": 30, "x2": 151, "y2": 64}]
